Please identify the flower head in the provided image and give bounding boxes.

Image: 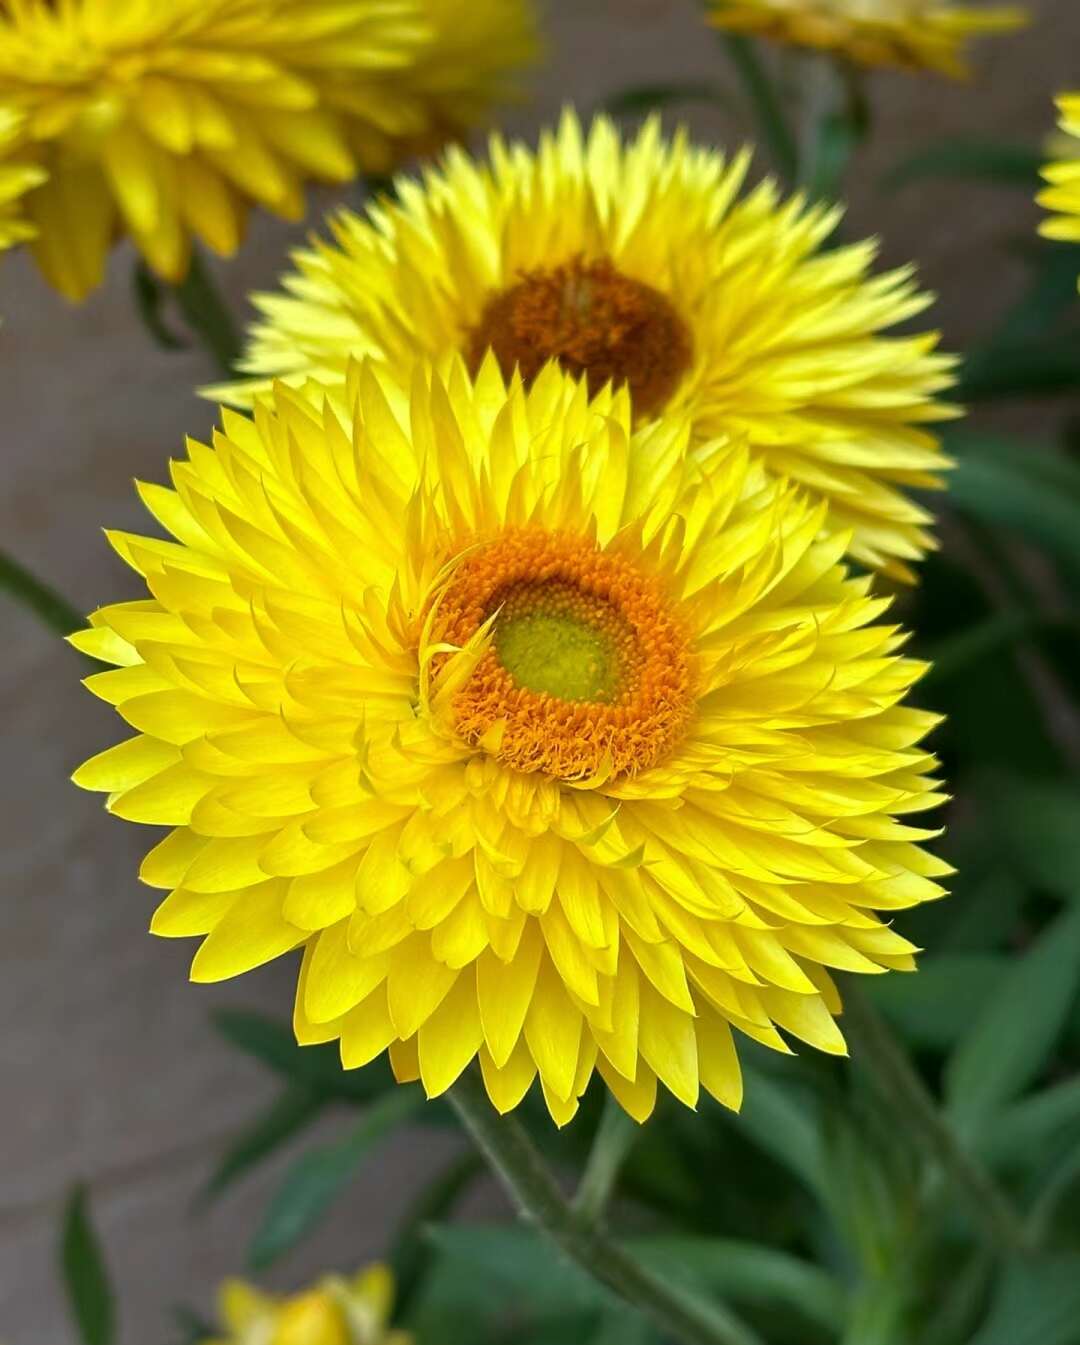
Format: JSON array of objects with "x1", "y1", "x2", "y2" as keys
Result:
[
  {"x1": 203, "y1": 1263, "x2": 408, "y2": 1345},
  {"x1": 706, "y1": 0, "x2": 1026, "y2": 77},
  {"x1": 0, "y1": 0, "x2": 535, "y2": 300},
  {"x1": 1039, "y1": 94, "x2": 1080, "y2": 253},
  {"x1": 74, "y1": 358, "x2": 948, "y2": 1125},
  {"x1": 216, "y1": 113, "x2": 956, "y2": 581}
]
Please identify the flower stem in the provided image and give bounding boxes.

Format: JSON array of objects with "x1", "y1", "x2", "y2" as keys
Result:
[
  {"x1": 573, "y1": 1092, "x2": 640, "y2": 1226},
  {"x1": 721, "y1": 35, "x2": 798, "y2": 183},
  {"x1": 447, "y1": 1069, "x2": 765, "y2": 1345},
  {"x1": 841, "y1": 985, "x2": 1028, "y2": 1253},
  {"x1": 0, "y1": 545, "x2": 84, "y2": 639}
]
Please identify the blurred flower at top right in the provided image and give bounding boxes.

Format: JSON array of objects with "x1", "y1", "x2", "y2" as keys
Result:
[
  {"x1": 1039, "y1": 95, "x2": 1080, "y2": 261},
  {"x1": 706, "y1": 0, "x2": 1027, "y2": 78}
]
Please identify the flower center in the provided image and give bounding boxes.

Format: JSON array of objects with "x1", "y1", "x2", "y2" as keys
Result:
[
  {"x1": 465, "y1": 256, "x2": 693, "y2": 418},
  {"x1": 430, "y1": 530, "x2": 694, "y2": 780}
]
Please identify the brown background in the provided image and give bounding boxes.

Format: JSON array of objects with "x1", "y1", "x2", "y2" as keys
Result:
[{"x1": 2, "y1": 1, "x2": 1077, "y2": 1340}]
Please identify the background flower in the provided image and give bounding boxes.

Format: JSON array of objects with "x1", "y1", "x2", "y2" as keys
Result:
[
  {"x1": 1039, "y1": 92, "x2": 1080, "y2": 252},
  {"x1": 203, "y1": 1263, "x2": 409, "y2": 1345},
  {"x1": 0, "y1": 108, "x2": 43, "y2": 251},
  {"x1": 73, "y1": 359, "x2": 946, "y2": 1126},
  {"x1": 0, "y1": 0, "x2": 535, "y2": 301},
  {"x1": 217, "y1": 113, "x2": 956, "y2": 580},
  {"x1": 706, "y1": 0, "x2": 1027, "y2": 77}
]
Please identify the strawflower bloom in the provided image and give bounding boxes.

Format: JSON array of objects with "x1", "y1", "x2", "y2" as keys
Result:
[
  {"x1": 0, "y1": 0, "x2": 535, "y2": 301},
  {"x1": 202, "y1": 1263, "x2": 409, "y2": 1345},
  {"x1": 1039, "y1": 95, "x2": 1080, "y2": 253},
  {"x1": 73, "y1": 358, "x2": 948, "y2": 1125},
  {"x1": 706, "y1": 0, "x2": 1026, "y2": 77},
  {"x1": 217, "y1": 113, "x2": 956, "y2": 581},
  {"x1": 0, "y1": 108, "x2": 43, "y2": 250}
]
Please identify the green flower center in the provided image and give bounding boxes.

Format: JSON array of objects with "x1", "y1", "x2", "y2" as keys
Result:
[{"x1": 494, "y1": 583, "x2": 625, "y2": 703}]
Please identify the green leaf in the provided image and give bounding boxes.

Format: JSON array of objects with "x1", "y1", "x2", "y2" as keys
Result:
[
  {"x1": 945, "y1": 905, "x2": 1080, "y2": 1129},
  {"x1": 947, "y1": 433, "x2": 1080, "y2": 577},
  {"x1": 720, "y1": 34, "x2": 797, "y2": 181},
  {"x1": 977, "y1": 773, "x2": 1080, "y2": 897},
  {"x1": 922, "y1": 614, "x2": 1039, "y2": 689},
  {"x1": 603, "y1": 82, "x2": 733, "y2": 117},
  {"x1": 170, "y1": 1305, "x2": 217, "y2": 1345},
  {"x1": 390, "y1": 1150, "x2": 483, "y2": 1317},
  {"x1": 132, "y1": 261, "x2": 187, "y2": 351},
  {"x1": 729, "y1": 1067, "x2": 828, "y2": 1201},
  {"x1": 199, "y1": 1084, "x2": 324, "y2": 1202},
  {"x1": 628, "y1": 1237, "x2": 847, "y2": 1335},
  {"x1": 249, "y1": 1088, "x2": 423, "y2": 1269},
  {"x1": 865, "y1": 954, "x2": 1004, "y2": 1052},
  {"x1": 172, "y1": 248, "x2": 241, "y2": 376},
  {"x1": 424, "y1": 1225, "x2": 606, "y2": 1316},
  {"x1": 883, "y1": 139, "x2": 1043, "y2": 191},
  {"x1": 212, "y1": 1009, "x2": 397, "y2": 1104},
  {"x1": 60, "y1": 1187, "x2": 114, "y2": 1345},
  {"x1": 1, "y1": 544, "x2": 86, "y2": 641},
  {"x1": 970, "y1": 1254, "x2": 1080, "y2": 1345},
  {"x1": 981, "y1": 1077, "x2": 1080, "y2": 1170}
]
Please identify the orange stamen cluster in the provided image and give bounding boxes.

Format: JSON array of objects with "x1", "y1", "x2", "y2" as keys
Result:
[
  {"x1": 465, "y1": 255, "x2": 693, "y2": 418},
  {"x1": 431, "y1": 529, "x2": 695, "y2": 780}
]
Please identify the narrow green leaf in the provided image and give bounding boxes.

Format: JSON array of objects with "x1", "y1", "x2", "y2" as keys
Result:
[
  {"x1": 947, "y1": 433, "x2": 1080, "y2": 575},
  {"x1": 865, "y1": 954, "x2": 1004, "y2": 1051},
  {"x1": 970, "y1": 1254, "x2": 1080, "y2": 1345},
  {"x1": 629, "y1": 1237, "x2": 847, "y2": 1335},
  {"x1": 977, "y1": 773, "x2": 1080, "y2": 897},
  {"x1": 945, "y1": 905, "x2": 1080, "y2": 1129},
  {"x1": 200, "y1": 1084, "x2": 324, "y2": 1202},
  {"x1": 173, "y1": 249, "x2": 241, "y2": 376},
  {"x1": 132, "y1": 261, "x2": 187, "y2": 351},
  {"x1": 719, "y1": 34, "x2": 797, "y2": 181},
  {"x1": 730, "y1": 1067, "x2": 828, "y2": 1201},
  {"x1": 1, "y1": 545, "x2": 86, "y2": 640},
  {"x1": 249, "y1": 1089, "x2": 422, "y2": 1269},
  {"x1": 584, "y1": 1308, "x2": 657, "y2": 1345},
  {"x1": 390, "y1": 1149, "x2": 483, "y2": 1317},
  {"x1": 922, "y1": 614, "x2": 1038, "y2": 688},
  {"x1": 883, "y1": 139, "x2": 1042, "y2": 191},
  {"x1": 981, "y1": 1077, "x2": 1080, "y2": 1170},
  {"x1": 60, "y1": 1187, "x2": 114, "y2": 1345},
  {"x1": 424, "y1": 1224, "x2": 605, "y2": 1315}
]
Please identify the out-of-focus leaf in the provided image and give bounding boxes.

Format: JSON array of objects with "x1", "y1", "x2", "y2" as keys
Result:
[
  {"x1": 866, "y1": 954, "x2": 1004, "y2": 1051},
  {"x1": 981, "y1": 1077, "x2": 1080, "y2": 1170},
  {"x1": 390, "y1": 1149, "x2": 483, "y2": 1317},
  {"x1": 977, "y1": 773, "x2": 1080, "y2": 897},
  {"x1": 199, "y1": 1084, "x2": 324, "y2": 1203},
  {"x1": 947, "y1": 433, "x2": 1080, "y2": 576},
  {"x1": 249, "y1": 1089, "x2": 423, "y2": 1270},
  {"x1": 922, "y1": 614, "x2": 1038, "y2": 688},
  {"x1": 584, "y1": 1309, "x2": 658, "y2": 1345},
  {"x1": 945, "y1": 905, "x2": 1080, "y2": 1129},
  {"x1": 211, "y1": 1009, "x2": 401, "y2": 1105},
  {"x1": 424, "y1": 1225, "x2": 605, "y2": 1316},
  {"x1": 173, "y1": 248, "x2": 240, "y2": 375},
  {"x1": 60, "y1": 1187, "x2": 114, "y2": 1345},
  {"x1": 883, "y1": 139, "x2": 1042, "y2": 191},
  {"x1": 132, "y1": 261, "x2": 187, "y2": 350},
  {"x1": 970, "y1": 1254, "x2": 1080, "y2": 1345},
  {"x1": 171, "y1": 1305, "x2": 217, "y2": 1345},
  {"x1": 729, "y1": 1068, "x2": 828, "y2": 1201},
  {"x1": 1, "y1": 545, "x2": 86, "y2": 641},
  {"x1": 604, "y1": 81, "x2": 733, "y2": 116},
  {"x1": 959, "y1": 341, "x2": 1080, "y2": 401},
  {"x1": 629, "y1": 1237, "x2": 847, "y2": 1335}
]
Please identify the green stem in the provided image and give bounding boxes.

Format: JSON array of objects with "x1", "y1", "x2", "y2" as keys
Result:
[
  {"x1": 447, "y1": 1069, "x2": 764, "y2": 1345},
  {"x1": 0, "y1": 545, "x2": 84, "y2": 638},
  {"x1": 721, "y1": 35, "x2": 798, "y2": 182},
  {"x1": 842, "y1": 987, "x2": 1028, "y2": 1253},
  {"x1": 573, "y1": 1093, "x2": 640, "y2": 1226}
]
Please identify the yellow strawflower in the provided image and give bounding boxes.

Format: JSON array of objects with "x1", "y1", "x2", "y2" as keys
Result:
[
  {"x1": 1039, "y1": 94, "x2": 1080, "y2": 251},
  {"x1": 0, "y1": 0, "x2": 536, "y2": 301},
  {"x1": 0, "y1": 108, "x2": 43, "y2": 250},
  {"x1": 216, "y1": 113, "x2": 956, "y2": 581},
  {"x1": 706, "y1": 0, "x2": 1026, "y2": 77},
  {"x1": 73, "y1": 358, "x2": 948, "y2": 1124},
  {"x1": 202, "y1": 1264, "x2": 410, "y2": 1345}
]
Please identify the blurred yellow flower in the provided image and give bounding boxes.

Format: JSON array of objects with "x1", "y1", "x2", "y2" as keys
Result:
[
  {"x1": 707, "y1": 0, "x2": 1026, "y2": 77},
  {"x1": 0, "y1": 0, "x2": 536, "y2": 301},
  {"x1": 217, "y1": 112, "x2": 956, "y2": 581},
  {"x1": 1039, "y1": 94, "x2": 1080, "y2": 250},
  {"x1": 0, "y1": 108, "x2": 44, "y2": 250},
  {"x1": 74, "y1": 358, "x2": 947, "y2": 1125},
  {"x1": 203, "y1": 1264, "x2": 409, "y2": 1345}
]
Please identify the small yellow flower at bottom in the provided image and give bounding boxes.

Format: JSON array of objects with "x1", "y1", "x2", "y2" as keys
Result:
[
  {"x1": 1039, "y1": 94, "x2": 1080, "y2": 253},
  {"x1": 707, "y1": 0, "x2": 1027, "y2": 77},
  {"x1": 202, "y1": 1264, "x2": 410, "y2": 1345}
]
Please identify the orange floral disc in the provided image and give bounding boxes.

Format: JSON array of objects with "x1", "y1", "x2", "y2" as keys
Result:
[
  {"x1": 430, "y1": 529, "x2": 695, "y2": 780},
  {"x1": 465, "y1": 256, "x2": 694, "y2": 417}
]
